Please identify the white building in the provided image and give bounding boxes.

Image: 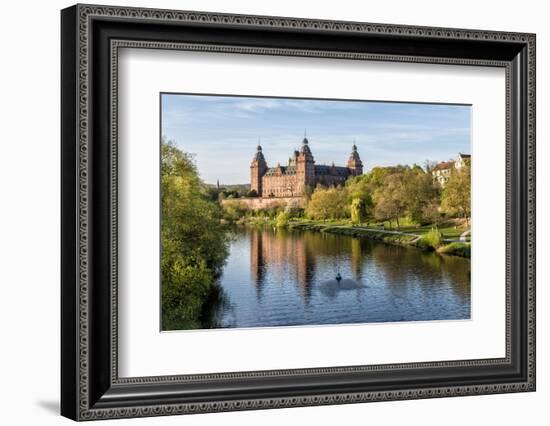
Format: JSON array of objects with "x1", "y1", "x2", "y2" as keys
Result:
[{"x1": 432, "y1": 153, "x2": 471, "y2": 187}]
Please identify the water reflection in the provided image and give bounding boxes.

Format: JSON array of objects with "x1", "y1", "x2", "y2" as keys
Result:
[{"x1": 211, "y1": 226, "x2": 471, "y2": 329}]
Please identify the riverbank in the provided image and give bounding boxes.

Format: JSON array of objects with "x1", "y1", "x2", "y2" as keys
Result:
[{"x1": 236, "y1": 217, "x2": 470, "y2": 258}]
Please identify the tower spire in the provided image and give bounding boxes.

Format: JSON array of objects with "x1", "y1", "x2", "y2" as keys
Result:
[
  {"x1": 251, "y1": 137, "x2": 267, "y2": 197},
  {"x1": 347, "y1": 140, "x2": 363, "y2": 176}
]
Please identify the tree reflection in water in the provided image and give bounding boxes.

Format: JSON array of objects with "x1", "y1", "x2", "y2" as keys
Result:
[{"x1": 208, "y1": 226, "x2": 471, "y2": 329}]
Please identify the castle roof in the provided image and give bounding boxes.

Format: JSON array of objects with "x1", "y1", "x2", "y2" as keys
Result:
[
  {"x1": 300, "y1": 137, "x2": 313, "y2": 156},
  {"x1": 264, "y1": 165, "x2": 297, "y2": 176},
  {"x1": 253, "y1": 136, "x2": 363, "y2": 177},
  {"x1": 252, "y1": 144, "x2": 266, "y2": 162},
  {"x1": 315, "y1": 165, "x2": 350, "y2": 176},
  {"x1": 348, "y1": 144, "x2": 362, "y2": 163}
]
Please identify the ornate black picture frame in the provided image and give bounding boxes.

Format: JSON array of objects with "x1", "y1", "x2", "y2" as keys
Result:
[{"x1": 61, "y1": 4, "x2": 536, "y2": 421}]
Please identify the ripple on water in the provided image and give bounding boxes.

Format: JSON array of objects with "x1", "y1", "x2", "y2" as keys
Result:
[{"x1": 210, "y1": 227, "x2": 470, "y2": 329}]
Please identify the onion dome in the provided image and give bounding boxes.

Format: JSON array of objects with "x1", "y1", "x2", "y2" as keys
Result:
[
  {"x1": 349, "y1": 144, "x2": 360, "y2": 161},
  {"x1": 251, "y1": 143, "x2": 267, "y2": 167},
  {"x1": 300, "y1": 136, "x2": 313, "y2": 157},
  {"x1": 253, "y1": 144, "x2": 265, "y2": 161},
  {"x1": 347, "y1": 143, "x2": 363, "y2": 169}
]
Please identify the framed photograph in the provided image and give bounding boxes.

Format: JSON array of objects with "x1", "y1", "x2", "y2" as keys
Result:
[{"x1": 61, "y1": 4, "x2": 536, "y2": 421}]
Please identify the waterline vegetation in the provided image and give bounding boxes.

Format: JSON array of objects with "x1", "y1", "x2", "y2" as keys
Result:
[{"x1": 221, "y1": 162, "x2": 471, "y2": 258}]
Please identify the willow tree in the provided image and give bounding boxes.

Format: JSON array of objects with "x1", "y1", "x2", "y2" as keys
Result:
[{"x1": 350, "y1": 198, "x2": 366, "y2": 224}]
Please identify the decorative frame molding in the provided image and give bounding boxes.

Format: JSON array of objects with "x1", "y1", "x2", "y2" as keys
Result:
[{"x1": 61, "y1": 4, "x2": 535, "y2": 421}]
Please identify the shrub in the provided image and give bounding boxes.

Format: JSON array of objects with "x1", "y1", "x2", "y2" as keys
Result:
[
  {"x1": 437, "y1": 242, "x2": 471, "y2": 258},
  {"x1": 275, "y1": 211, "x2": 290, "y2": 228},
  {"x1": 285, "y1": 202, "x2": 304, "y2": 218},
  {"x1": 418, "y1": 227, "x2": 442, "y2": 250},
  {"x1": 221, "y1": 201, "x2": 248, "y2": 222}
]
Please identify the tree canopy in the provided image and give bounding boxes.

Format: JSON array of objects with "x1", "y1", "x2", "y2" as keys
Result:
[
  {"x1": 306, "y1": 186, "x2": 349, "y2": 220},
  {"x1": 300, "y1": 162, "x2": 466, "y2": 228},
  {"x1": 441, "y1": 164, "x2": 471, "y2": 223},
  {"x1": 161, "y1": 140, "x2": 230, "y2": 330}
]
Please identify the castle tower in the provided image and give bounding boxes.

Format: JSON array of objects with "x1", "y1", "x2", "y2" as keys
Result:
[
  {"x1": 250, "y1": 144, "x2": 267, "y2": 196},
  {"x1": 347, "y1": 143, "x2": 363, "y2": 176},
  {"x1": 296, "y1": 136, "x2": 315, "y2": 194}
]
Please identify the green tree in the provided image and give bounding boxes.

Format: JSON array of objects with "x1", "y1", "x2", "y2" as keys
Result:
[
  {"x1": 345, "y1": 175, "x2": 374, "y2": 220},
  {"x1": 441, "y1": 165, "x2": 471, "y2": 224},
  {"x1": 275, "y1": 210, "x2": 290, "y2": 227},
  {"x1": 403, "y1": 167, "x2": 440, "y2": 224},
  {"x1": 373, "y1": 172, "x2": 407, "y2": 228},
  {"x1": 161, "y1": 140, "x2": 230, "y2": 330},
  {"x1": 221, "y1": 201, "x2": 249, "y2": 222},
  {"x1": 306, "y1": 186, "x2": 348, "y2": 220},
  {"x1": 350, "y1": 198, "x2": 366, "y2": 224},
  {"x1": 361, "y1": 165, "x2": 407, "y2": 190}
]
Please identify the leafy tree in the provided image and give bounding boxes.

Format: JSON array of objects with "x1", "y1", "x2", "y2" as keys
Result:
[
  {"x1": 221, "y1": 201, "x2": 249, "y2": 222},
  {"x1": 361, "y1": 165, "x2": 407, "y2": 190},
  {"x1": 246, "y1": 189, "x2": 258, "y2": 198},
  {"x1": 345, "y1": 175, "x2": 374, "y2": 218},
  {"x1": 306, "y1": 186, "x2": 348, "y2": 220},
  {"x1": 421, "y1": 199, "x2": 442, "y2": 225},
  {"x1": 352, "y1": 165, "x2": 440, "y2": 227},
  {"x1": 441, "y1": 164, "x2": 471, "y2": 224},
  {"x1": 223, "y1": 190, "x2": 240, "y2": 199},
  {"x1": 373, "y1": 173, "x2": 407, "y2": 228},
  {"x1": 350, "y1": 198, "x2": 366, "y2": 224},
  {"x1": 161, "y1": 140, "x2": 230, "y2": 330},
  {"x1": 403, "y1": 167, "x2": 440, "y2": 224}
]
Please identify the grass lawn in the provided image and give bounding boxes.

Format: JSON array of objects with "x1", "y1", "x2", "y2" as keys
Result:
[
  {"x1": 239, "y1": 216, "x2": 471, "y2": 258},
  {"x1": 285, "y1": 217, "x2": 470, "y2": 241},
  {"x1": 369, "y1": 218, "x2": 469, "y2": 239}
]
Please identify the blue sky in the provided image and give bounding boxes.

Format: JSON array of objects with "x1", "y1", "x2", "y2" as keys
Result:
[{"x1": 161, "y1": 94, "x2": 471, "y2": 185}]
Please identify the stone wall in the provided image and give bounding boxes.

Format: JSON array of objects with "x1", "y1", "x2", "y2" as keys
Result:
[
  {"x1": 221, "y1": 196, "x2": 305, "y2": 210},
  {"x1": 262, "y1": 174, "x2": 300, "y2": 198}
]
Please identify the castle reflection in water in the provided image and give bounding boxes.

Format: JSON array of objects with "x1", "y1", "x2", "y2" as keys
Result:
[{"x1": 246, "y1": 227, "x2": 470, "y2": 305}]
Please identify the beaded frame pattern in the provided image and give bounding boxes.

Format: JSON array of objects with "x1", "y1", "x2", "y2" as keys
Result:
[{"x1": 74, "y1": 4, "x2": 535, "y2": 420}]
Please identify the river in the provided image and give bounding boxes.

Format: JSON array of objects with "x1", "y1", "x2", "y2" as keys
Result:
[{"x1": 206, "y1": 226, "x2": 471, "y2": 329}]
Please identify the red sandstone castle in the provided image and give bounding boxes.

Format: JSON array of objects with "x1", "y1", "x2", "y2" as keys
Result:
[{"x1": 250, "y1": 136, "x2": 363, "y2": 198}]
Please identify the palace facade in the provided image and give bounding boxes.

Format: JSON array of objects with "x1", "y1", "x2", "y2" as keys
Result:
[{"x1": 250, "y1": 136, "x2": 363, "y2": 198}]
